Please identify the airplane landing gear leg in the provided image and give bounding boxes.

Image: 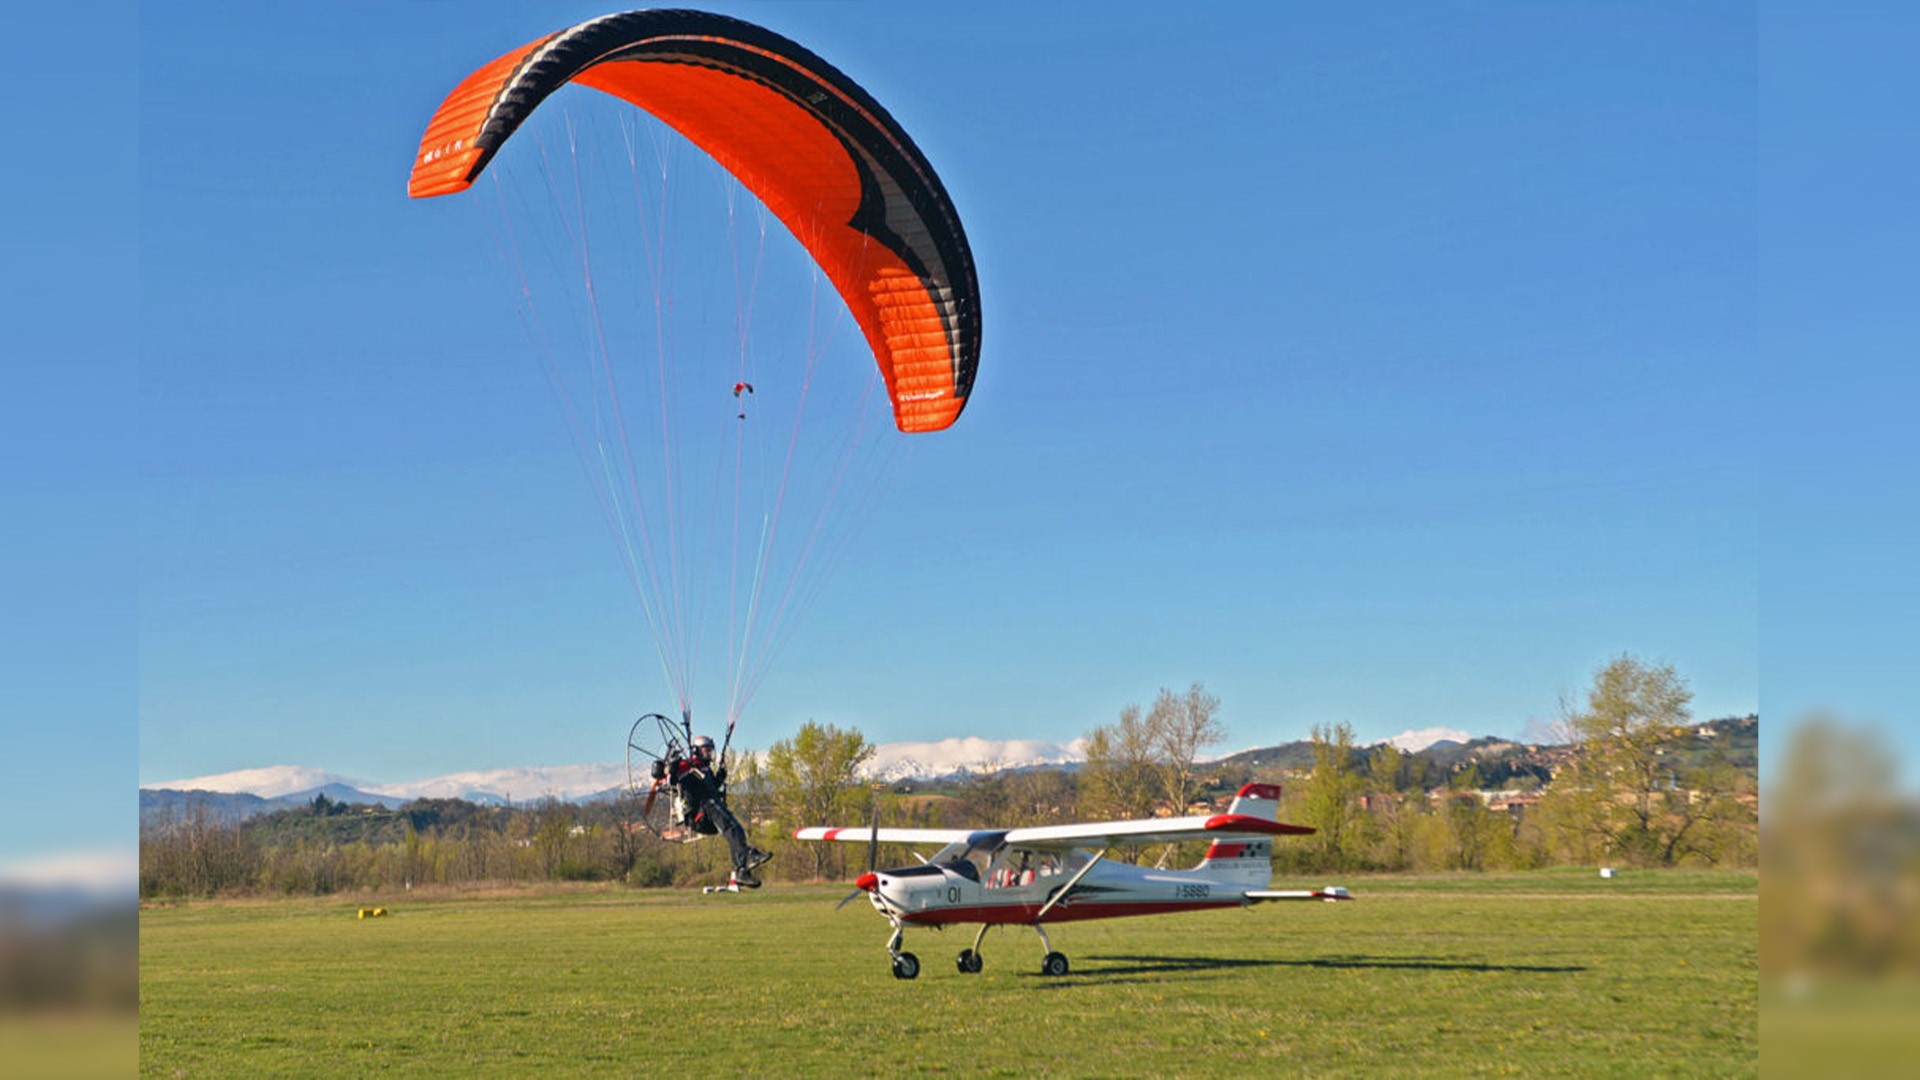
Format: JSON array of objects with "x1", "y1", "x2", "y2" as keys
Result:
[
  {"x1": 958, "y1": 924, "x2": 990, "y2": 974},
  {"x1": 1032, "y1": 924, "x2": 1068, "y2": 977},
  {"x1": 885, "y1": 920, "x2": 919, "y2": 980}
]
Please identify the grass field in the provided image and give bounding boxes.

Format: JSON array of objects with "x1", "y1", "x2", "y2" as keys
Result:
[{"x1": 140, "y1": 868, "x2": 1756, "y2": 1077}]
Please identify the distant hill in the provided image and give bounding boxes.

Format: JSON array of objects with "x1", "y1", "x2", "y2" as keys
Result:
[
  {"x1": 140, "y1": 783, "x2": 406, "y2": 828},
  {"x1": 1204, "y1": 715, "x2": 1758, "y2": 791},
  {"x1": 140, "y1": 789, "x2": 272, "y2": 827},
  {"x1": 1212, "y1": 740, "x2": 1319, "y2": 772},
  {"x1": 1667, "y1": 714, "x2": 1759, "y2": 772}
]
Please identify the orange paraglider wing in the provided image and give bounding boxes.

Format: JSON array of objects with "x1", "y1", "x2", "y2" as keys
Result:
[{"x1": 409, "y1": 9, "x2": 979, "y2": 434}]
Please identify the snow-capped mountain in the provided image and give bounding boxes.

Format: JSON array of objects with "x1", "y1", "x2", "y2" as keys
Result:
[
  {"x1": 148, "y1": 762, "x2": 627, "y2": 804},
  {"x1": 150, "y1": 765, "x2": 354, "y2": 800},
  {"x1": 1380, "y1": 727, "x2": 1475, "y2": 753},
  {"x1": 861, "y1": 737, "x2": 1088, "y2": 782},
  {"x1": 364, "y1": 763, "x2": 628, "y2": 803},
  {"x1": 144, "y1": 737, "x2": 1091, "y2": 804}
]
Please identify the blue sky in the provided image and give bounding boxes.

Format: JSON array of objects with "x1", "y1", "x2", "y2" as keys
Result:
[
  {"x1": 3, "y1": 5, "x2": 136, "y2": 867},
  {"x1": 1758, "y1": 2, "x2": 1920, "y2": 787},
  {"x1": 126, "y1": 1, "x2": 1768, "y2": 791},
  {"x1": 36, "y1": 2, "x2": 1904, "y2": 867}
]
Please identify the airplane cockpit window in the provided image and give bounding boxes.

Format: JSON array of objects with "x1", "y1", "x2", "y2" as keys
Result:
[
  {"x1": 1055, "y1": 849, "x2": 1094, "y2": 875},
  {"x1": 983, "y1": 849, "x2": 1075, "y2": 888},
  {"x1": 985, "y1": 849, "x2": 1038, "y2": 889}
]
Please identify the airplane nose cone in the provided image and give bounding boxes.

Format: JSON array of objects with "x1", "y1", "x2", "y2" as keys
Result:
[{"x1": 855, "y1": 872, "x2": 879, "y2": 893}]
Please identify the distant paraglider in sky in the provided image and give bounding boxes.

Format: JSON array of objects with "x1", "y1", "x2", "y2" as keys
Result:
[{"x1": 409, "y1": 9, "x2": 981, "y2": 733}]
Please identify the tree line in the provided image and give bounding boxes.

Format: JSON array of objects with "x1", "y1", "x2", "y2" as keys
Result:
[
  {"x1": 138, "y1": 724, "x2": 893, "y2": 899},
  {"x1": 140, "y1": 656, "x2": 1756, "y2": 899},
  {"x1": 1265, "y1": 657, "x2": 1756, "y2": 872}
]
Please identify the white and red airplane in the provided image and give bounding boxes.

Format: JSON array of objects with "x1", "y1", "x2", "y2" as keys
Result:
[{"x1": 795, "y1": 782, "x2": 1351, "y2": 979}]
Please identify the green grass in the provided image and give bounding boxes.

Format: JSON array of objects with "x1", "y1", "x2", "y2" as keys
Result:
[{"x1": 140, "y1": 871, "x2": 1756, "y2": 1077}]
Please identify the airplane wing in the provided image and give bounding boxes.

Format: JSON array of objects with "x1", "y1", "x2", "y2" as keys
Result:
[
  {"x1": 1001, "y1": 813, "x2": 1314, "y2": 850},
  {"x1": 793, "y1": 826, "x2": 976, "y2": 846}
]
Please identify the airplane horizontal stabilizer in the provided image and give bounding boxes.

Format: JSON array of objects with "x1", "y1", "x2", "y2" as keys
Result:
[{"x1": 1244, "y1": 886, "x2": 1353, "y2": 903}]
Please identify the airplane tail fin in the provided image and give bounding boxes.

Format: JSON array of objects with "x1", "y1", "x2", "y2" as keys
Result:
[{"x1": 1191, "y1": 782, "x2": 1290, "y2": 887}]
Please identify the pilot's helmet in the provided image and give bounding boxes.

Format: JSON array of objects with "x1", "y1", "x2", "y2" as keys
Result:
[{"x1": 690, "y1": 735, "x2": 716, "y2": 759}]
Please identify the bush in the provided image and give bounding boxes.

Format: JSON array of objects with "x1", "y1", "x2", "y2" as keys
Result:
[{"x1": 626, "y1": 856, "x2": 674, "y2": 888}]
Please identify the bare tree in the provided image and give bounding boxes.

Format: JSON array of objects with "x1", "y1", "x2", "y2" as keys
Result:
[
  {"x1": 1005, "y1": 768, "x2": 1077, "y2": 827},
  {"x1": 1148, "y1": 682, "x2": 1226, "y2": 814},
  {"x1": 960, "y1": 767, "x2": 1077, "y2": 829},
  {"x1": 532, "y1": 800, "x2": 575, "y2": 879}
]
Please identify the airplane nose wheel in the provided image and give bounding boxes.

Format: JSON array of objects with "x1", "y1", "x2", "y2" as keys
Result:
[{"x1": 884, "y1": 922, "x2": 919, "y2": 980}]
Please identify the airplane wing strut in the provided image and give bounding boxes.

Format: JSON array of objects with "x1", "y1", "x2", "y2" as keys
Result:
[{"x1": 1034, "y1": 847, "x2": 1107, "y2": 922}]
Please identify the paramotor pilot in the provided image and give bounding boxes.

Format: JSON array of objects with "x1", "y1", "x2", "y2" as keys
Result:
[{"x1": 665, "y1": 734, "x2": 770, "y2": 887}]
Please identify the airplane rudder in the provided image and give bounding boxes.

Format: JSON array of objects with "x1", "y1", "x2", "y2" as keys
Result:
[{"x1": 1226, "y1": 781, "x2": 1283, "y2": 821}]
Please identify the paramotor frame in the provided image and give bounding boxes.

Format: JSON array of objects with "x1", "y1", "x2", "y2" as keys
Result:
[{"x1": 623, "y1": 712, "x2": 706, "y2": 843}]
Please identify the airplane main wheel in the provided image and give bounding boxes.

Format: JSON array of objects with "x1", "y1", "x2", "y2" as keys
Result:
[
  {"x1": 1040, "y1": 951, "x2": 1069, "y2": 977},
  {"x1": 891, "y1": 952, "x2": 921, "y2": 980},
  {"x1": 957, "y1": 949, "x2": 983, "y2": 974}
]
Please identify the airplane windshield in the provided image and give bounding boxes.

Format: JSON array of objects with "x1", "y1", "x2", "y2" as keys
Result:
[
  {"x1": 943, "y1": 857, "x2": 980, "y2": 883},
  {"x1": 930, "y1": 835, "x2": 1004, "y2": 883}
]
